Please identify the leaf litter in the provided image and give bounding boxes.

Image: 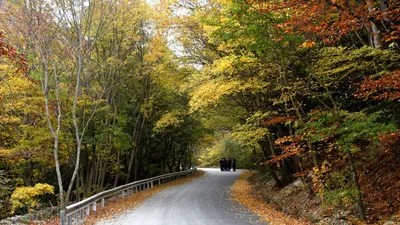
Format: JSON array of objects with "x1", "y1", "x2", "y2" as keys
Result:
[{"x1": 231, "y1": 170, "x2": 310, "y2": 225}]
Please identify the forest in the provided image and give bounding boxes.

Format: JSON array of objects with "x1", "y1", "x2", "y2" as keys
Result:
[{"x1": 0, "y1": 0, "x2": 399, "y2": 223}]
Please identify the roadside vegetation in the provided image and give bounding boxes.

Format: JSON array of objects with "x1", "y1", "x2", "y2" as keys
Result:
[
  {"x1": 1, "y1": 0, "x2": 400, "y2": 224},
  {"x1": 173, "y1": 0, "x2": 400, "y2": 224},
  {"x1": 0, "y1": 0, "x2": 204, "y2": 219}
]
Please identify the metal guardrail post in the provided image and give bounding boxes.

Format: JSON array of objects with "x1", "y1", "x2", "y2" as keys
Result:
[
  {"x1": 74, "y1": 212, "x2": 78, "y2": 223},
  {"x1": 101, "y1": 198, "x2": 105, "y2": 207},
  {"x1": 60, "y1": 210, "x2": 65, "y2": 225},
  {"x1": 93, "y1": 201, "x2": 97, "y2": 211}
]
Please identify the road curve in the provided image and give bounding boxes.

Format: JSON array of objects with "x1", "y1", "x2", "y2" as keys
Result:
[{"x1": 96, "y1": 168, "x2": 267, "y2": 225}]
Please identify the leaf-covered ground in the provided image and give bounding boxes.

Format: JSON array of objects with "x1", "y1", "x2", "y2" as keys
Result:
[
  {"x1": 231, "y1": 170, "x2": 310, "y2": 225},
  {"x1": 28, "y1": 170, "x2": 205, "y2": 225}
]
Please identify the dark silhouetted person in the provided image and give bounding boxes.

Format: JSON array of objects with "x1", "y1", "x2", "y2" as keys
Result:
[
  {"x1": 227, "y1": 158, "x2": 231, "y2": 171},
  {"x1": 232, "y1": 157, "x2": 237, "y2": 171},
  {"x1": 219, "y1": 158, "x2": 226, "y2": 171}
]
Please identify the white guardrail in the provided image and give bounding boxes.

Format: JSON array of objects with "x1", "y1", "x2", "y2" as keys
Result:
[{"x1": 60, "y1": 167, "x2": 197, "y2": 225}]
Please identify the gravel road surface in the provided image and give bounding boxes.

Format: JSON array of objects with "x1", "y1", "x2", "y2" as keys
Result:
[{"x1": 96, "y1": 168, "x2": 267, "y2": 225}]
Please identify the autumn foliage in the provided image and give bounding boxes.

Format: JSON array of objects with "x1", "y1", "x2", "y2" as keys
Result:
[
  {"x1": 248, "y1": 0, "x2": 400, "y2": 47},
  {"x1": 0, "y1": 31, "x2": 28, "y2": 74},
  {"x1": 356, "y1": 70, "x2": 400, "y2": 101},
  {"x1": 10, "y1": 184, "x2": 54, "y2": 214},
  {"x1": 179, "y1": 0, "x2": 400, "y2": 222},
  {"x1": 261, "y1": 116, "x2": 295, "y2": 127},
  {"x1": 1, "y1": 0, "x2": 400, "y2": 223},
  {"x1": 1, "y1": 0, "x2": 205, "y2": 221}
]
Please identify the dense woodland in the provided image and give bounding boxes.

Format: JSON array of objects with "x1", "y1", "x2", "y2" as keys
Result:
[{"x1": 1, "y1": 0, "x2": 400, "y2": 223}]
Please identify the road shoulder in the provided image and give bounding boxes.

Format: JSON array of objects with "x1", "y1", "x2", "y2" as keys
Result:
[{"x1": 230, "y1": 170, "x2": 310, "y2": 225}]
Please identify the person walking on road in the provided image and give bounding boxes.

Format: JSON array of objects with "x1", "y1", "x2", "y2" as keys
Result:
[{"x1": 219, "y1": 158, "x2": 226, "y2": 171}]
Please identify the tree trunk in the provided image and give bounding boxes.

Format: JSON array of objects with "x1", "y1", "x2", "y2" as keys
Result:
[
  {"x1": 267, "y1": 135, "x2": 291, "y2": 185},
  {"x1": 114, "y1": 150, "x2": 120, "y2": 188},
  {"x1": 75, "y1": 168, "x2": 80, "y2": 202},
  {"x1": 134, "y1": 119, "x2": 146, "y2": 181},
  {"x1": 347, "y1": 150, "x2": 367, "y2": 220},
  {"x1": 94, "y1": 155, "x2": 102, "y2": 192},
  {"x1": 42, "y1": 61, "x2": 64, "y2": 208},
  {"x1": 66, "y1": 18, "x2": 84, "y2": 205},
  {"x1": 134, "y1": 147, "x2": 140, "y2": 181},
  {"x1": 260, "y1": 141, "x2": 284, "y2": 188},
  {"x1": 98, "y1": 156, "x2": 109, "y2": 193},
  {"x1": 368, "y1": 6, "x2": 381, "y2": 48},
  {"x1": 23, "y1": 160, "x2": 33, "y2": 186},
  {"x1": 86, "y1": 144, "x2": 96, "y2": 197},
  {"x1": 127, "y1": 114, "x2": 142, "y2": 183}
]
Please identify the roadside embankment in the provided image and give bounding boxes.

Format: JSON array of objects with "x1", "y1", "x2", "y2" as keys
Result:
[
  {"x1": 232, "y1": 170, "x2": 400, "y2": 225},
  {"x1": 231, "y1": 170, "x2": 310, "y2": 225}
]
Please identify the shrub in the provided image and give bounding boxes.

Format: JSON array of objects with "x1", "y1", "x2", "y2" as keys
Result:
[{"x1": 10, "y1": 183, "x2": 54, "y2": 214}]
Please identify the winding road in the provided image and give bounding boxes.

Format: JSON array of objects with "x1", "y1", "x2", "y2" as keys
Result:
[{"x1": 96, "y1": 168, "x2": 266, "y2": 225}]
